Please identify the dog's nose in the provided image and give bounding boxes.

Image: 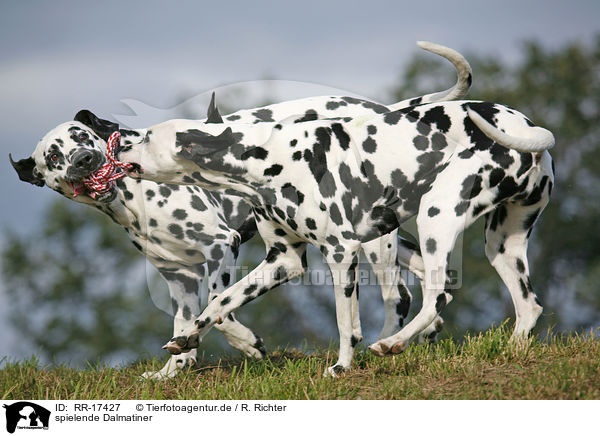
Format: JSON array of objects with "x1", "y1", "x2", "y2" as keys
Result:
[{"x1": 72, "y1": 150, "x2": 95, "y2": 170}]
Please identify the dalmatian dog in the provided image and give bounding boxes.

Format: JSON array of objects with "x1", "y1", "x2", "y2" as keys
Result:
[
  {"x1": 112, "y1": 95, "x2": 554, "y2": 376},
  {"x1": 11, "y1": 41, "x2": 471, "y2": 378}
]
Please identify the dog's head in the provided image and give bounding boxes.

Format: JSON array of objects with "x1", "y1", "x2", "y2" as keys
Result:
[
  {"x1": 10, "y1": 110, "x2": 120, "y2": 203},
  {"x1": 117, "y1": 92, "x2": 243, "y2": 186}
]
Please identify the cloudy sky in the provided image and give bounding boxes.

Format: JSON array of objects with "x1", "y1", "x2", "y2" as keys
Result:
[
  {"x1": 1, "y1": 0, "x2": 599, "y2": 229},
  {"x1": 0, "y1": 1, "x2": 599, "y2": 357}
]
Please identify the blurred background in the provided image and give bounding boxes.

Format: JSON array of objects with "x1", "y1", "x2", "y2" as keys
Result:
[{"x1": 1, "y1": 1, "x2": 599, "y2": 367}]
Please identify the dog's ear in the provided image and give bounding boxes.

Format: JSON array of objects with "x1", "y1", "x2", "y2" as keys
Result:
[
  {"x1": 206, "y1": 92, "x2": 224, "y2": 124},
  {"x1": 74, "y1": 110, "x2": 119, "y2": 141},
  {"x1": 9, "y1": 154, "x2": 45, "y2": 187},
  {"x1": 177, "y1": 127, "x2": 238, "y2": 159}
]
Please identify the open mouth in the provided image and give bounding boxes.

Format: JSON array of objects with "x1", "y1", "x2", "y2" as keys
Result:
[
  {"x1": 66, "y1": 157, "x2": 117, "y2": 202},
  {"x1": 68, "y1": 180, "x2": 87, "y2": 197},
  {"x1": 67, "y1": 180, "x2": 117, "y2": 202},
  {"x1": 124, "y1": 162, "x2": 143, "y2": 177}
]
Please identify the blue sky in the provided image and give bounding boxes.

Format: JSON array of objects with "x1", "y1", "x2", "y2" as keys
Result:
[{"x1": 0, "y1": 0, "x2": 599, "y2": 358}]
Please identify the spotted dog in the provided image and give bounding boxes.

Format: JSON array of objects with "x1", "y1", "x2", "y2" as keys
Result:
[
  {"x1": 11, "y1": 41, "x2": 471, "y2": 378},
  {"x1": 113, "y1": 97, "x2": 554, "y2": 376},
  {"x1": 12, "y1": 121, "x2": 266, "y2": 380}
]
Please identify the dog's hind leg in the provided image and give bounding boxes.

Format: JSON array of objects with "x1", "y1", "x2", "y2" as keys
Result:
[
  {"x1": 363, "y1": 231, "x2": 444, "y2": 341},
  {"x1": 206, "y1": 238, "x2": 267, "y2": 359},
  {"x1": 363, "y1": 231, "x2": 412, "y2": 339},
  {"x1": 369, "y1": 159, "x2": 489, "y2": 356},
  {"x1": 395, "y1": 238, "x2": 445, "y2": 343},
  {"x1": 323, "y1": 246, "x2": 362, "y2": 376},
  {"x1": 484, "y1": 178, "x2": 552, "y2": 341}
]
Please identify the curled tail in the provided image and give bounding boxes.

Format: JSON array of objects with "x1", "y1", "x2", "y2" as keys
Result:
[
  {"x1": 389, "y1": 41, "x2": 473, "y2": 110},
  {"x1": 467, "y1": 107, "x2": 555, "y2": 153}
]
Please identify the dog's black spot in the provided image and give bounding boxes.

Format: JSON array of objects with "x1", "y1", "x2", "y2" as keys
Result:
[
  {"x1": 172, "y1": 209, "x2": 187, "y2": 220},
  {"x1": 252, "y1": 109, "x2": 274, "y2": 122},
  {"x1": 435, "y1": 294, "x2": 447, "y2": 312},
  {"x1": 455, "y1": 201, "x2": 470, "y2": 216},
  {"x1": 421, "y1": 106, "x2": 452, "y2": 133},
  {"x1": 264, "y1": 164, "x2": 283, "y2": 177},
  {"x1": 305, "y1": 218, "x2": 317, "y2": 230},
  {"x1": 241, "y1": 147, "x2": 269, "y2": 161},
  {"x1": 428, "y1": 207, "x2": 440, "y2": 217},
  {"x1": 329, "y1": 203, "x2": 343, "y2": 225},
  {"x1": 426, "y1": 238, "x2": 437, "y2": 254},
  {"x1": 489, "y1": 168, "x2": 505, "y2": 187},
  {"x1": 460, "y1": 174, "x2": 483, "y2": 200},
  {"x1": 294, "y1": 109, "x2": 318, "y2": 123},
  {"x1": 168, "y1": 224, "x2": 184, "y2": 239},
  {"x1": 431, "y1": 132, "x2": 448, "y2": 151},
  {"x1": 362, "y1": 136, "x2": 377, "y2": 153},
  {"x1": 413, "y1": 135, "x2": 429, "y2": 151}
]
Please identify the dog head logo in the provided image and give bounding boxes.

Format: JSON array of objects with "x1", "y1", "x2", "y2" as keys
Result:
[{"x1": 2, "y1": 402, "x2": 50, "y2": 433}]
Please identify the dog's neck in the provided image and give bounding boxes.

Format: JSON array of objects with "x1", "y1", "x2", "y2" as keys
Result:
[{"x1": 90, "y1": 178, "x2": 142, "y2": 230}]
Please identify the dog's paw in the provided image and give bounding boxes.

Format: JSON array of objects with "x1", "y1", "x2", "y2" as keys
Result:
[
  {"x1": 368, "y1": 341, "x2": 390, "y2": 357},
  {"x1": 323, "y1": 364, "x2": 348, "y2": 378},
  {"x1": 162, "y1": 333, "x2": 201, "y2": 355},
  {"x1": 369, "y1": 340, "x2": 408, "y2": 356},
  {"x1": 243, "y1": 334, "x2": 267, "y2": 359},
  {"x1": 139, "y1": 356, "x2": 197, "y2": 381},
  {"x1": 140, "y1": 370, "x2": 177, "y2": 381}
]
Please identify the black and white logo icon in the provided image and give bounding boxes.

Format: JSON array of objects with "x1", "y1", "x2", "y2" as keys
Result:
[{"x1": 3, "y1": 402, "x2": 50, "y2": 433}]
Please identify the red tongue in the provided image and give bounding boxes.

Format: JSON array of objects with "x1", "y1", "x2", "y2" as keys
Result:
[{"x1": 71, "y1": 182, "x2": 86, "y2": 197}]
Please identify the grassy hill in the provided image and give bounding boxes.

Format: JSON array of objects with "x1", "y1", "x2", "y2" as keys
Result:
[{"x1": 1, "y1": 327, "x2": 598, "y2": 400}]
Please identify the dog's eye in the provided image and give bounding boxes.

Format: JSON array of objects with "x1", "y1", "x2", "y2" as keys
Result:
[
  {"x1": 49, "y1": 153, "x2": 59, "y2": 162},
  {"x1": 78, "y1": 132, "x2": 89, "y2": 141}
]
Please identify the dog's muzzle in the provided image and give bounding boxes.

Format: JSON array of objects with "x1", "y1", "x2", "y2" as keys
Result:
[{"x1": 67, "y1": 149, "x2": 105, "y2": 181}]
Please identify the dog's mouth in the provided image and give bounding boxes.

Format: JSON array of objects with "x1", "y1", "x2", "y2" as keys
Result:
[
  {"x1": 67, "y1": 180, "x2": 117, "y2": 203},
  {"x1": 114, "y1": 147, "x2": 143, "y2": 177},
  {"x1": 123, "y1": 162, "x2": 144, "y2": 178},
  {"x1": 65, "y1": 155, "x2": 116, "y2": 203}
]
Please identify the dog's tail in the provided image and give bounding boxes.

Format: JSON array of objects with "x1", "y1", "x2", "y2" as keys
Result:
[
  {"x1": 466, "y1": 108, "x2": 555, "y2": 153},
  {"x1": 388, "y1": 41, "x2": 472, "y2": 110}
]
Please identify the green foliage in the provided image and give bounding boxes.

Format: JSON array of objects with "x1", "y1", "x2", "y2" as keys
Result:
[{"x1": 1, "y1": 198, "x2": 172, "y2": 365}]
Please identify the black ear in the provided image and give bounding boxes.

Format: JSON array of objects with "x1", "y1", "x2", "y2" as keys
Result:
[
  {"x1": 206, "y1": 92, "x2": 224, "y2": 124},
  {"x1": 9, "y1": 154, "x2": 45, "y2": 187},
  {"x1": 177, "y1": 127, "x2": 238, "y2": 158},
  {"x1": 74, "y1": 109, "x2": 119, "y2": 141}
]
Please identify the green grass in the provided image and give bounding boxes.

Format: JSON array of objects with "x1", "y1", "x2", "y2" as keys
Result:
[{"x1": 1, "y1": 327, "x2": 599, "y2": 400}]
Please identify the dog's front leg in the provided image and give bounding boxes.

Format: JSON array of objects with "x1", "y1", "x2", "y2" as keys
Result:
[
  {"x1": 163, "y1": 241, "x2": 307, "y2": 355},
  {"x1": 141, "y1": 266, "x2": 203, "y2": 380}
]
